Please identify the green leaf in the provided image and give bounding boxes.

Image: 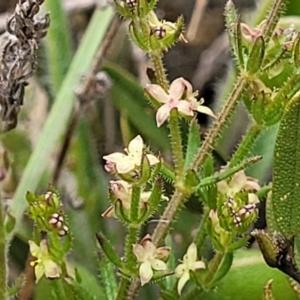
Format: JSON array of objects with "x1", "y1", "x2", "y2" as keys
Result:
[
  {"x1": 102, "y1": 64, "x2": 169, "y2": 150},
  {"x1": 202, "y1": 249, "x2": 298, "y2": 300},
  {"x1": 272, "y1": 96, "x2": 300, "y2": 237},
  {"x1": 45, "y1": 0, "x2": 72, "y2": 93},
  {"x1": 210, "y1": 251, "x2": 234, "y2": 285}
]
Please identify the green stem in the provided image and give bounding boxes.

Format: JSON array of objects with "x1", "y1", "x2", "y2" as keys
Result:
[
  {"x1": 169, "y1": 110, "x2": 185, "y2": 180},
  {"x1": 0, "y1": 201, "x2": 6, "y2": 300},
  {"x1": 125, "y1": 226, "x2": 139, "y2": 268},
  {"x1": 192, "y1": 76, "x2": 247, "y2": 171},
  {"x1": 229, "y1": 123, "x2": 263, "y2": 167},
  {"x1": 150, "y1": 51, "x2": 169, "y2": 91},
  {"x1": 194, "y1": 207, "x2": 209, "y2": 249},
  {"x1": 115, "y1": 278, "x2": 130, "y2": 300},
  {"x1": 204, "y1": 252, "x2": 224, "y2": 285},
  {"x1": 130, "y1": 186, "x2": 141, "y2": 222},
  {"x1": 181, "y1": 288, "x2": 203, "y2": 300},
  {"x1": 261, "y1": 0, "x2": 285, "y2": 46},
  {"x1": 152, "y1": 189, "x2": 187, "y2": 245}
]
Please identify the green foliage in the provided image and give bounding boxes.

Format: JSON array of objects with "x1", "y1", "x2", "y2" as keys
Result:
[
  {"x1": 272, "y1": 96, "x2": 300, "y2": 237},
  {"x1": 3, "y1": 0, "x2": 300, "y2": 299}
]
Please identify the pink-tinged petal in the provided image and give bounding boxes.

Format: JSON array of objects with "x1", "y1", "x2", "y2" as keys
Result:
[
  {"x1": 145, "y1": 84, "x2": 170, "y2": 103},
  {"x1": 177, "y1": 100, "x2": 194, "y2": 116},
  {"x1": 44, "y1": 259, "x2": 60, "y2": 279},
  {"x1": 150, "y1": 258, "x2": 167, "y2": 271},
  {"x1": 146, "y1": 154, "x2": 159, "y2": 166},
  {"x1": 156, "y1": 104, "x2": 172, "y2": 127},
  {"x1": 177, "y1": 271, "x2": 189, "y2": 295},
  {"x1": 230, "y1": 171, "x2": 248, "y2": 194},
  {"x1": 193, "y1": 261, "x2": 206, "y2": 270},
  {"x1": 127, "y1": 135, "x2": 144, "y2": 158},
  {"x1": 180, "y1": 78, "x2": 194, "y2": 98},
  {"x1": 169, "y1": 78, "x2": 185, "y2": 100},
  {"x1": 174, "y1": 263, "x2": 185, "y2": 277},
  {"x1": 144, "y1": 241, "x2": 157, "y2": 258},
  {"x1": 155, "y1": 246, "x2": 171, "y2": 260},
  {"x1": 103, "y1": 153, "x2": 127, "y2": 164},
  {"x1": 139, "y1": 261, "x2": 153, "y2": 286},
  {"x1": 110, "y1": 180, "x2": 130, "y2": 200},
  {"x1": 133, "y1": 244, "x2": 146, "y2": 262},
  {"x1": 197, "y1": 105, "x2": 216, "y2": 118}
]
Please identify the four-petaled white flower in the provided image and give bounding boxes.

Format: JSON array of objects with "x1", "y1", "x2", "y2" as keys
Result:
[
  {"x1": 103, "y1": 135, "x2": 159, "y2": 174},
  {"x1": 217, "y1": 170, "x2": 260, "y2": 204},
  {"x1": 145, "y1": 77, "x2": 215, "y2": 127},
  {"x1": 174, "y1": 243, "x2": 205, "y2": 295},
  {"x1": 29, "y1": 239, "x2": 60, "y2": 283},
  {"x1": 133, "y1": 235, "x2": 170, "y2": 286}
]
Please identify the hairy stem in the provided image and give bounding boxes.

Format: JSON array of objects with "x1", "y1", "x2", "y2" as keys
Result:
[
  {"x1": 192, "y1": 76, "x2": 247, "y2": 171},
  {"x1": 261, "y1": 0, "x2": 286, "y2": 45},
  {"x1": 150, "y1": 51, "x2": 169, "y2": 91},
  {"x1": 152, "y1": 189, "x2": 187, "y2": 245},
  {"x1": 204, "y1": 252, "x2": 224, "y2": 285},
  {"x1": 229, "y1": 123, "x2": 263, "y2": 167},
  {"x1": 169, "y1": 110, "x2": 185, "y2": 180},
  {"x1": 125, "y1": 226, "x2": 139, "y2": 268},
  {"x1": 116, "y1": 278, "x2": 130, "y2": 300}
]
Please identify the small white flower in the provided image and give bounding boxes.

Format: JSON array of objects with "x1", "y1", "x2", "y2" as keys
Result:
[
  {"x1": 29, "y1": 240, "x2": 60, "y2": 282},
  {"x1": 174, "y1": 243, "x2": 205, "y2": 295},
  {"x1": 133, "y1": 235, "x2": 170, "y2": 286},
  {"x1": 103, "y1": 135, "x2": 159, "y2": 174},
  {"x1": 145, "y1": 77, "x2": 215, "y2": 127}
]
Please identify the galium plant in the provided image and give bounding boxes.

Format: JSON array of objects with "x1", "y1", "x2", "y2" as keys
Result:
[{"x1": 2, "y1": 0, "x2": 300, "y2": 299}]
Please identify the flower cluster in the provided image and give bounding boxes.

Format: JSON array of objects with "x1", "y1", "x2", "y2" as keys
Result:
[
  {"x1": 145, "y1": 77, "x2": 215, "y2": 127},
  {"x1": 208, "y1": 170, "x2": 260, "y2": 250}
]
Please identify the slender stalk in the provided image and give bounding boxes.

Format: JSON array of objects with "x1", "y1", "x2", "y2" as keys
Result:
[
  {"x1": 169, "y1": 110, "x2": 185, "y2": 180},
  {"x1": 152, "y1": 189, "x2": 186, "y2": 245},
  {"x1": 125, "y1": 226, "x2": 139, "y2": 268},
  {"x1": 192, "y1": 76, "x2": 247, "y2": 171},
  {"x1": 130, "y1": 186, "x2": 141, "y2": 222},
  {"x1": 0, "y1": 200, "x2": 6, "y2": 300},
  {"x1": 150, "y1": 51, "x2": 169, "y2": 91},
  {"x1": 229, "y1": 123, "x2": 263, "y2": 167},
  {"x1": 261, "y1": 0, "x2": 285, "y2": 46},
  {"x1": 181, "y1": 287, "x2": 203, "y2": 300},
  {"x1": 204, "y1": 252, "x2": 224, "y2": 285},
  {"x1": 115, "y1": 278, "x2": 130, "y2": 300}
]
